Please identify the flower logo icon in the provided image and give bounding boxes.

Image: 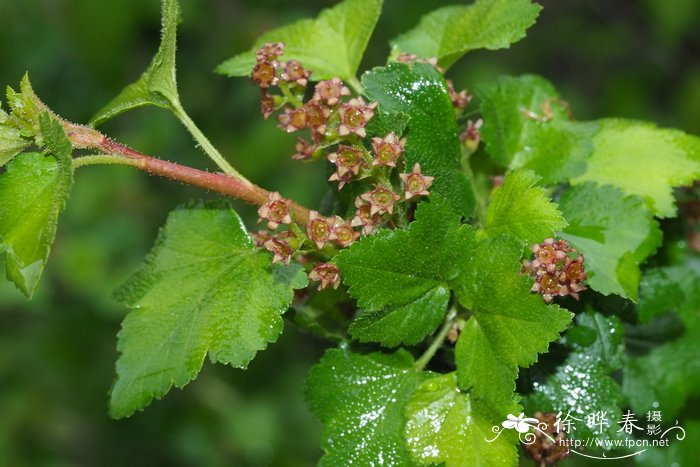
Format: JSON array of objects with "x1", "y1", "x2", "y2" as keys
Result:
[{"x1": 502, "y1": 413, "x2": 540, "y2": 433}]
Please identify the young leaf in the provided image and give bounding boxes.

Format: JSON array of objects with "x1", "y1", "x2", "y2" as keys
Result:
[
  {"x1": 571, "y1": 119, "x2": 700, "y2": 217},
  {"x1": 216, "y1": 0, "x2": 383, "y2": 84},
  {"x1": 453, "y1": 235, "x2": 573, "y2": 405},
  {"x1": 363, "y1": 62, "x2": 475, "y2": 216},
  {"x1": 110, "y1": 203, "x2": 307, "y2": 418},
  {"x1": 524, "y1": 311, "x2": 626, "y2": 443},
  {"x1": 0, "y1": 114, "x2": 73, "y2": 297},
  {"x1": 305, "y1": 348, "x2": 429, "y2": 466},
  {"x1": 478, "y1": 74, "x2": 597, "y2": 184},
  {"x1": 558, "y1": 183, "x2": 661, "y2": 300},
  {"x1": 335, "y1": 198, "x2": 475, "y2": 347},
  {"x1": 404, "y1": 373, "x2": 520, "y2": 467},
  {"x1": 391, "y1": 0, "x2": 542, "y2": 71},
  {"x1": 0, "y1": 125, "x2": 29, "y2": 167},
  {"x1": 483, "y1": 169, "x2": 567, "y2": 246},
  {"x1": 90, "y1": 0, "x2": 180, "y2": 126},
  {"x1": 5, "y1": 74, "x2": 46, "y2": 139}
]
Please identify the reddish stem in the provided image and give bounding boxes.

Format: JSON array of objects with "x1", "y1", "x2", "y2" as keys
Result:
[{"x1": 88, "y1": 134, "x2": 311, "y2": 225}]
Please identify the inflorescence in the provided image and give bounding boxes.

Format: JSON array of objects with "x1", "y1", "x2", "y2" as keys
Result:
[
  {"x1": 250, "y1": 42, "x2": 472, "y2": 290},
  {"x1": 522, "y1": 238, "x2": 587, "y2": 303}
]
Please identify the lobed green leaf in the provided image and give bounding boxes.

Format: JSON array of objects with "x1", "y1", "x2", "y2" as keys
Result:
[
  {"x1": 391, "y1": 0, "x2": 542, "y2": 71},
  {"x1": 336, "y1": 198, "x2": 474, "y2": 347},
  {"x1": 453, "y1": 235, "x2": 573, "y2": 405},
  {"x1": 571, "y1": 119, "x2": 700, "y2": 217},
  {"x1": 216, "y1": 0, "x2": 383, "y2": 84},
  {"x1": 363, "y1": 62, "x2": 475, "y2": 216},
  {"x1": 524, "y1": 311, "x2": 626, "y2": 443},
  {"x1": 110, "y1": 203, "x2": 307, "y2": 418},
  {"x1": 483, "y1": 169, "x2": 567, "y2": 246},
  {"x1": 0, "y1": 114, "x2": 73, "y2": 297},
  {"x1": 404, "y1": 373, "x2": 520, "y2": 467},
  {"x1": 478, "y1": 74, "x2": 596, "y2": 184},
  {"x1": 558, "y1": 183, "x2": 662, "y2": 300},
  {"x1": 305, "y1": 347, "x2": 429, "y2": 466}
]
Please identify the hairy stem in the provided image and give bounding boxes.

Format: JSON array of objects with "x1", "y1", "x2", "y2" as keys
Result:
[
  {"x1": 75, "y1": 136, "x2": 311, "y2": 225},
  {"x1": 171, "y1": 101, "x2": 246, "y2": 180},
  {"x1": 415, "y1": 308, "x2": 457, "y2": 371}
]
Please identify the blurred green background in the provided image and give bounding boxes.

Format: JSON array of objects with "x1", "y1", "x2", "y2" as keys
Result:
[{"x1": 1, "y1": 0, "x2": 699, "y2": 465}]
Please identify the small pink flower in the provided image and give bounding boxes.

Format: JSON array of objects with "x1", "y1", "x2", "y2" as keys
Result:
[
  {"x1": 255, "y1": 42, "x2": 285, "y2": 61},
  {"x1": 303, "y1": 100, "x2": 330, "y2": 136},
  {"x1": 277, "y1": 107, "x2": 307, "y2": 133},
  {"x1": 306, "y1": 211, "x2": 335, "y2": 249},
  {"x1": 330, "y1": 216, "x2": 360, "y2": 247},
  {"x1": 251, "y1": 60, "x2": 278, "y2": 88},
  {"x1": 327, "y1": 145, "x2": 365, "y2": 189},
  {"x1": 257, "y1": 192, "x2": 292, "y2": 229},
  {"x1": 260, "y1": 91, "x2": 276, "y2": 119},
  {"x1": 371, "y1": 132, "x2": 406, "y2": 167},
  {"x1": 308, "y1": 263, "x2": 341, "y2": 290},
  {"x1": 360, "y1": 185, "x2": 401, "y2": 215},
  {"x1": 400, "y1": 163, "x2": 434, "y2": 199},
  {"x1": 338, "y1": 97, "x2": 377, "y2": 138},
  {"x1": 460, "y1": 118, "x2": 483, "y2": 152},
  {"x1": 262, "y1": 231, "x2": 298, "y2": 265},
  {"x1": 351, "y1": 198, "x2": 384, "y2": 235},
  {"x1": 291, "y1": 138, "x2": 316, "y2": 160},
  {"x1": 313, "y1": 78, "x2": 350, "y2": 106},
  {"x1": 446, "y1": 79, "x2": 471, "y2": 109},
  {"x1": 251, "y1": 230, "x2": 272, "y2": 247},
  {"x1": 280, "y1": 60, "x2": 311, "y2": 87}
]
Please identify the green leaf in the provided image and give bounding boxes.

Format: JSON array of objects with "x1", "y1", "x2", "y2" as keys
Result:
[
  {"x1": 90, "y1": 0, "x2": 180, "y2": 126},
  {"x1": 110, "y1": 203, "x2": 307, "y2": 418},
  {"x1": 305, "y1": 347, "x2": 429, "y2": 466},
  {"x1": 453, "y1": 235, "x2": 573, "y2": 404},
  {"x1": 637, "y1": 266, "x2": 700, "y2": 323},
  {"x1": 483, "y1": 169, "x2": 567, "y2": 246},
  {"x1": 558, "y1": 183, "x2": 662, "y2": 300},
  {"x1": 623, "y1": 322, "x2": 700, "y2": 419},
  {"x1": 391, "y1": 0, "x2": 541, "y2": 71},
  {"x1": 404, "y1": 373, "x2": 519, "y2": 467},
  {"x1": 0, "y1": 125, "x2": 30, "y2": 167},
  {"x1": 364, "y1": 109, "x2": 410, "y2": 139},
  {"x1": 571, "y1": 119, "x2": 700, "y2": 217},
  {"x1": 363, "y1": 62, "x2": 475, "y2": 216},
  {"x1": 524, "y1": 311, "x2": 626, "y2": 443},
  {"x1": 5, "y1": 74, "x2": 46, "y2": 140},
  {"x1": 0, "y1": 114, "x2": 73, "y2": 297},
  {"x1": 216, "y1": 0, "x2": 383, "y2": 83},
  {"x1": 478, "y1": 74, "x2": 597, "y2": 184},
  {"x1": 623, "y1": 266, "x2": 700, "y2": 418},
  {"x1": 335, "y1": 198, "x2": 475, "y2": 347}
]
